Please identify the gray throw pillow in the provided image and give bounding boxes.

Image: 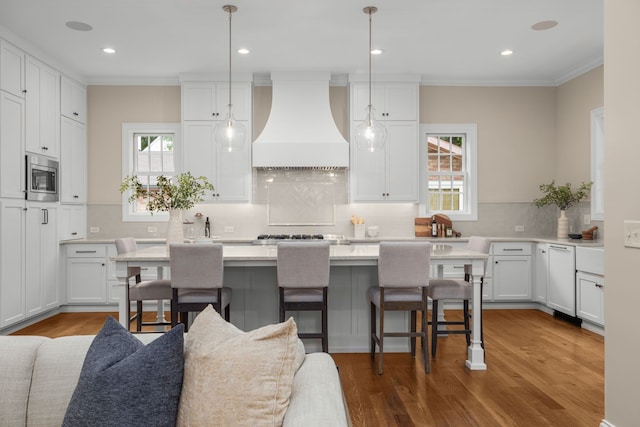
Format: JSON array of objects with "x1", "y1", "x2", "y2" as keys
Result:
[{"x1": 62, "y1": 316, "x2": 184, "y2": 427}]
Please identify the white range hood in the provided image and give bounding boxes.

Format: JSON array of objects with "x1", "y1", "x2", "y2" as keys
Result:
[{"x1": 252, "y1": 71, "x2": 349, "y2": 168}]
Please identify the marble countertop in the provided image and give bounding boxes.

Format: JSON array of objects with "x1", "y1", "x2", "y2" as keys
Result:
[{"x1": 62, "y1": 235, "x2": 604, "y2": 248}]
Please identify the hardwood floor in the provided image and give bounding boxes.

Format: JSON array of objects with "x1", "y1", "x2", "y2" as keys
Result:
[{"x1": 12, "y1": 309, "x2": 604, "y2": 426}]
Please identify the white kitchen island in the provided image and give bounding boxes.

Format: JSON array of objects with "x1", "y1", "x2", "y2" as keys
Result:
[{"x1": 111, "y1": 243, "x2": 489, "y2": 370}]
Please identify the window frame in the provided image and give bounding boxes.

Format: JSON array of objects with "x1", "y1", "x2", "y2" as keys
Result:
[
  {"x1": 121, "y1": 123, "x2": 181, "y2": 222},
  {"x1": 419, "y1": 123, "x2": 478, "y2": 221}
]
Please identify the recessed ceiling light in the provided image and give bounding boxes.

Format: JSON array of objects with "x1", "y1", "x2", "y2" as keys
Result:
[
  {"x1": 237, "y1": 48, "x2": 250, "y2": 54},
  {"x1": 501, "y1": 49, "x2": 514, "y2": 56},
  {"x1": 65, "y1": 21, "x2": 93, "y2": 31},
  {"x1": 531, "y1": 20, "x2": 558, "y2": 31},
  {"x1": 102, "y1": 47, "x2": 116, "y2": 54},
  {"x1": 371, "y1": 49, "x2": 383, "y2": 55}
]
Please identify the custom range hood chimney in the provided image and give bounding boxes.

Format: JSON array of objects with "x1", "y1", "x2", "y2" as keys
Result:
[{"x1": 252, "y1": 71, "x2": 349, "y2": 168}]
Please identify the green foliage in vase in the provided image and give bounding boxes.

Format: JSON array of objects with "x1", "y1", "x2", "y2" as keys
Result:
[
  {"x1": 120, "y1": 172, "x2": 214, "y2": 212},
  {"x1": 533, "y1": 180, "x2": 593, "y2": 210}
]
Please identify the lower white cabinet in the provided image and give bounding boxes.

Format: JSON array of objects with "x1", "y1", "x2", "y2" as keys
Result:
[
  {"x1": 547, "y1": 244, "x2": 576, "y2": 316},
  {"x1": 0, "y1": 199, "x2": 26, "y2": 327},
  {"x1": 65, "y1": 245, "x2": 107, "y2": 303},
  {"x1": 25, "y1": 203, "x2": 58, "y2": 316},
  {"x1": 492, "y1": 242, "x2": 532, "y2": 301},
  {"x1": 576, "y1": 272, "x2": 604, "y2": 326},
  {"x1": 576, "y1": 246, "x2": 605, "y2": 326},
  {"x1": 534, "y1": 243, "x2": 548, "y2": 304}
]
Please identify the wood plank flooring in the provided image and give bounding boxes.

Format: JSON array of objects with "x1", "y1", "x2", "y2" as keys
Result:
[{"x1": 11, "y1": 309, "x2": 604, "y2": 426}]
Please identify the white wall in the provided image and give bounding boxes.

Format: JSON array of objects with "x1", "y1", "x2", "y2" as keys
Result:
[{"x1": 603, "y1": 1, "x2": 640, "y2": 425}]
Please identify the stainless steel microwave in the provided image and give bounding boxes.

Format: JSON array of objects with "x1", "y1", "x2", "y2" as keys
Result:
[{"x1": 26, "y1": 155, "x2": 59, "y2": 202}]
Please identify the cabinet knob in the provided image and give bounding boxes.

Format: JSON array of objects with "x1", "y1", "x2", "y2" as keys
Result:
[
  {"x1": 71, "y1": 232, "x2": 78, "y2": 235},
  {"x1": 73, "y1": 195, "x2": 79, "y2": 198},
  {"x1": 22, "y1": 89, "x2": 27, "y2": 94},
  {"x1": 73, "y1": 112, "x2": 79, "y2": 116}
]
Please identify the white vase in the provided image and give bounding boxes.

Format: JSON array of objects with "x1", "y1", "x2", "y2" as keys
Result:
[
  {"x1": 166, "y1": 209, "x2": 184, "y2": 249},
  {"x1": 557, "y1": 209, "x2": 569, "y2": 239}
]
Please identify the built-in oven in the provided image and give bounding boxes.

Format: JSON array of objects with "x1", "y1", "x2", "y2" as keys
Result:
[{"x1": 26, "y1": 155, "x2": 58, "y2": 202}]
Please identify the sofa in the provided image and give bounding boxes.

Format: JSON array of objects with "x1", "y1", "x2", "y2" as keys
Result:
[{"x1": 0, "y1": 319, "x2": 350, "y2": 426}]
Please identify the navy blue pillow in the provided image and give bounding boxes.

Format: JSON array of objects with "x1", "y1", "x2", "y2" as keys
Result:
[{"x1": 62, "y1": 317, "x2": 184, "y2": 427}]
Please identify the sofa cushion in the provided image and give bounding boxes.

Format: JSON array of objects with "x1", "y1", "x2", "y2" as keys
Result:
[
  {"x1": 177, "y1": 305, "x2": 300, "y2": 427},
  {"x1": 0, "y1": 336, "x2": 48, "y2": 427},
  {"x1": 62, "y1": 317, "x2": 184, "y2": 427}
]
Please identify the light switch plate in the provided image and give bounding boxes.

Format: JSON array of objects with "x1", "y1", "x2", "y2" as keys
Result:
[
  {"x1": 624, "y1": 220, "x2": 640, "y2": 248},
  {"x1": 224, "y1": 226, "x2": 234, "y2": 233}
]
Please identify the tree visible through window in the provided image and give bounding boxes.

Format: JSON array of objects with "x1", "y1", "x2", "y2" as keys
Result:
[{"x1": 121, "y1": 124, "x2": 180, "y2": 221}]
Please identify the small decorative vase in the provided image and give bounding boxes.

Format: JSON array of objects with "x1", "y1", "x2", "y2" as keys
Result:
[
  {"x1": 166, "y1": 209, "x2": 184, "y2": 249},
  {"x1": 557, "y1": 209, "x2": 569, "y2": 239}
]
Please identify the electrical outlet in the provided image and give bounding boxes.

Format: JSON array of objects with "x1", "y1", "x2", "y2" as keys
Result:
[
  {"x1": 224, "y1": 226, "x2": 234, "y2": 233},
  {"x1": 147, "y1": 226, "x2": 158, "y2": 233},
  {"x1": 515, "y1": 225, "x2": 525, "y2": 232},
  {"x1": 583, "y1": 214, "x2": 591, "y2": 225},
  {"x1": 89, "y1": 227, "x2": 100, "y2": 233}
]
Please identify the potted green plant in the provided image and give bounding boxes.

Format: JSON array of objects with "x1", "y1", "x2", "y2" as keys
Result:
[
  {"x1": 120, "y1": 172, "x2": 214, "y2": 246},
  {"x1": 533, "y1": 180, "x2": 592, "y2": 238}
]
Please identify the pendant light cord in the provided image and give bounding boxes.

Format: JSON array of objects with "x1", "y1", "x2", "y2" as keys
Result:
[
  {"x1": 368, "y1": 8, "x2": 372, "y2": 114},
  {"x1": 223, "y1": 5, "x2": 237, "y2": 111}
]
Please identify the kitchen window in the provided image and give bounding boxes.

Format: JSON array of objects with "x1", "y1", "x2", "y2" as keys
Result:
[
  {"x1": 121, "y1": 123, "x2": 181, "y2": 221},
  {"x1": 419, "y1": 123, "x2": 478, "y2": 221}
]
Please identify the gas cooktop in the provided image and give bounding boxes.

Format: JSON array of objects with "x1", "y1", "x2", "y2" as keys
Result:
[{"x1": 252, "y1": 234, "x2": 350, "y2": 245}]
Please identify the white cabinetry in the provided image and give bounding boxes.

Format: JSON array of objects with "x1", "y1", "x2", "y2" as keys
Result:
[
  {"x1": 65, "y1": 245, "x2": 107, "y2": 303},
  {"x1": 60, "y1": 116, "x2": 87, "y2": 203},
  {"x1": 59, "y1": 204, "x2": 86, "y2": 240},
  {"x1": 547, "y1": 244, "x2": 576, "y2": 316},
  {"x1": 0, "y1": 40, "x2": 25, "y2": 98},
  {"x1": 0, "y1": 199, "x2": 26, "y2": 327},
  {"x1": 25, "y1": 56, "x2": 60, "y2": 157},
  {"x1": 60, "y1": 76, "x2": 87, "y2": 124},
  {"x1": 181, "y1": 79, "x2": 252, "y2": 203},
  {"x1": 576, "y1": 246, "x2": 604, "y2": 326},
  {"x1": 0, "y1": 90, "x2": 25, "y2": 199},
  {"x1": 492, "y1": 242, "x2": 532, "y2": 301},
  {"x1": 349, "y1": 80, "x2": 419, "y2": 202},
  {"x1": 182, "y1": 82, "x2": 251, "y2": 121},
  {"x1": 25, "y1": 203, "x2": 58, "y2": 316},
  {"x1": 534, "y1": 243, "x2": 548, "y2": 304}
]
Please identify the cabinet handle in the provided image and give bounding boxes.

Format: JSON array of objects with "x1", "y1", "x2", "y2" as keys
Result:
[
  {"x1": 42, "y1": 209, "x2": 48, "y2": 225},
  {"x1": 595, "y1": 283, "x2": 604, "y2": 288},
  {"x1": 73, "y1": 195, "x2": 79, "y2": 198},
  {"x1": 22, "y1": 89, "x2": 27, "y2": 94},
  {"x1": 549, "y1": 245, "x2": 570, "y2": 251},
  {"x1": 502, "y1": 248, "x2": 523, "y2": 252},
  {"x1": 73, "y1": 112, "x2": 79, "y2": 116},
  {"x1": 71, "y1": 232, "x2": 78, "y2": 236},
  {"x1": 42, "y1": 146, "x2": 48, "y2": 151},
  {"x1": 75, "y1": 250, "x2": 97, "y2": 254}
]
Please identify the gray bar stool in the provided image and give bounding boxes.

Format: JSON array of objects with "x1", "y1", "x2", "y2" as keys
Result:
[
  {"x1": 277, "y1": 241, "x2": 330, "y2": 352},
  {"x1": 428, "y1": 236, "x2": 491, "y2": 357},
  {"x1": 169, "y1": 243, "x2": 232, "y2": 331},
  {"x1": 368, "y1": 241, "x2": 432, "y2": 375},
  {"x1": 115, "y1": 238, "x2": 172, "y2": 332}
]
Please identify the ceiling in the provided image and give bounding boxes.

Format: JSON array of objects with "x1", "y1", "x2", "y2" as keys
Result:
[{"x1": 0, "y1": 0, "x2": 603, "y2": 86}]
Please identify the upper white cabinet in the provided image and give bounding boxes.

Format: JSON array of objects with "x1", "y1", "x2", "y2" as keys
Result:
[
  {"x1": 547, "y1": 244, "x2": 576, "y2": 316},
  {"x1": 0, "y1": 90, "x2": 26, "y2": 199},
  {"x1": 492, "y1": 242, "x2": 532, "y2": 301},
  {"x1": 182, "y1": 121, "x2": 251, "y2": 202},
  {"x1": 60, "y1": 116, "x2": 87, "y2": 204},
  {"x1": 182, "y1": 82, "x2": 251, "y2": 121},
  {"x1": 59, "y1": 204, "x2": 86, "y2": 240},
  {"x1": 351, "y1": 82, "x2": 418, "y2": 121},
  {"x1": 60, "y1": 75, "x2": 87, "y2": 124},
  {"x1": 349, "y1": 79, "x2": 419, "y2": 202},
  {"x1": 0, "y1": 40, "x2": 25, "y2": 98},
  {"x1": 180, "y1": 78, "x2": 252, "y2": 203},
  {"x1": 25, "y1": 56, "x2": 60, "y2": 157}
]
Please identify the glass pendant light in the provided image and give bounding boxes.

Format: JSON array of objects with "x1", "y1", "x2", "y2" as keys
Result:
[
  {"x1": 214, "y1": 5, "x2": 246, "y2": 152},
  {"x1": 355, "y1": 6, "x2": 386, "y2": 152}
]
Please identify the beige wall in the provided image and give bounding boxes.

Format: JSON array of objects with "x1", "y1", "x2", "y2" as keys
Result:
[
  {"x1": 86, "y1": 85, "x2": 181, "y2": 204},
  {"x1": 420, "y1": 86, "x2": 557, "y2": 202},
  {"x1": 604, "y1": 0, "x2": 640, "y2": 424},
  {"x1": 556, "y1": 66, "x2": 604, "y2": 184}
]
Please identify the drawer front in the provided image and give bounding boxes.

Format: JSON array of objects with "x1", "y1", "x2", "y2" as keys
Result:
[
  {"x1": 492, "y1": 242, "x2": 532, "y2": 256},
  {"x1": 576, "y1": 246, "x2": 604, "y2": 276},
  {"x1": 66, "y1": 244, "x2": 106, "y2": 258}
]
